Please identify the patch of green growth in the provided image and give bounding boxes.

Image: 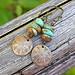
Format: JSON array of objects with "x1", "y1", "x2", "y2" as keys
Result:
[
  {"x1": 18, "y1": 0, "x2": 48, "y2": 10},
  {"x1": 0, "y1": 0, "x2": 48, "y2": 26},
  {"x1": 63, "y1": 67, "x2": 75, "y2": 75},
  {"x1": 0, "y1": 0, "x2": 14, "y2": 26}
]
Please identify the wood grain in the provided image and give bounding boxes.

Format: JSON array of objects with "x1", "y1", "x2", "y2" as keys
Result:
[
  {"x1": 0, "y1": 1, "x2": 75, "y2": 48},
  {"x1": 38, "y1": 54, "x2": 75, "y2": 75},
  {"x1": 0, "y1": 1, "x2": 75, "y2": 75},
  {"x1": 21, "y1": 38, "x2": 75, "y2": 75}
]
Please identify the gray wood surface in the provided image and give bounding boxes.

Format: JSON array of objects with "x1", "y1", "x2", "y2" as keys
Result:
[
  {"x1": 35, "y1": 38, "x2": 75, "y2": 75},
  {"x1": 0, "y1": 0, "x2": 75, "y2": 75},
  {"x1": 21, "y1": 38, "x2": 75, "y2": 75},
  {"x1": 0, "y1": 0, "x2": 67, "y2": 36},
  {"x1": 39, "y1": 53, "x2": 75, "y2": 75}
]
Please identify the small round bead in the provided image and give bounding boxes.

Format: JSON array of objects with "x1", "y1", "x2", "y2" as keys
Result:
[
  {"x1": 27, "y1": 28, "x2": 34, "y2": 38},
  {"x1": 27, "y1": 28, "x2": 37, "y2": 38},
  {"x1": 41, "y1": 34, "x2": 52, "y2": 42},
  {"x1": 43, "y1": 24, "x2": 54, "y2": 33},
  {"x1": 32, "y1": 28, "x2": 38, "y2": 36},
  {"x1": 35, "y1": 18, "x2": 44, "y2": 27},
  {"x1": 42, "y1": 29, "x2": 54, "y2": 37},
  {"x1": 31, "y1": 23, "x2": 41, "y2": 33}
]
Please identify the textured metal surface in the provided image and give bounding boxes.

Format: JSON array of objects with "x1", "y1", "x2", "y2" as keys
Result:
[
  {"x1": 31, "y1": 45, "x2": 52, "y2": 67},
  {"x1": 12, "y1": 35, "x2": 33, "y2": 56}
]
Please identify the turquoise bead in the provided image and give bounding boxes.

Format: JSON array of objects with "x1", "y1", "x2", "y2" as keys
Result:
[
  {"x1": 42, "y1": 29, "x2": 54, "y2": 37},
  {"x1": 44, "y1": 24, "x2": 54, "y2": 33},
  {"x1": 31, "y1": 23, "x2": 39, "y2": 29},
  {"x1": 35, "y1": 18, "x2": 44, "y2": 27}
]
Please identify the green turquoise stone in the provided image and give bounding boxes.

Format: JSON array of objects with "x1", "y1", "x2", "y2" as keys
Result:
[
  {"x1": 44, "y1": 24, "x2": 54, "y2": 33},
  {"x1": 35, "y1": 18, "x2": 44, "y2": 27},
  {"x1": 31, "y1": 23, "x2": 39, "y2": 29},
  {"x1": 42, "y1": 29, "x2": 54, "y2": 37}
]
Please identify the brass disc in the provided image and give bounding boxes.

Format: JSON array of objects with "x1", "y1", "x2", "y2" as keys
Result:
[
  {"x1": 12, "y1": 35, "x2": 33, "y2": 56},
  {"x1": 31, "y1": 44, "x2": 52, "y2": 67}
]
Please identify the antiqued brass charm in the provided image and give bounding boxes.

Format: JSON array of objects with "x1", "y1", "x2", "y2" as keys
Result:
[
  {"x1": 31, "y1": 44, "x2": 52, "y2": 67},
  {"x1": 12, "y1": 35, "x2": 33, "y2": 56}
]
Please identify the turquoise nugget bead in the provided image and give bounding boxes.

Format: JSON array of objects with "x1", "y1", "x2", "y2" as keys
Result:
[
  {"x1": 35, "y1": 18, "x2": 44, "y2": 27},
  {"x1": 42, "y1": 29, "x2": 54, "y2": 37},
  {"x1": 31, "y1": 23, "x2": 39, "y2": 29},
  {"x1": 44, "y1": 24, "x2": 54, "y2": 33}
]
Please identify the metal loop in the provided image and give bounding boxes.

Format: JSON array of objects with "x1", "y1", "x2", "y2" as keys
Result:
[{"x1": 39, "y1": 5, "x2": 64, "y2": 24}]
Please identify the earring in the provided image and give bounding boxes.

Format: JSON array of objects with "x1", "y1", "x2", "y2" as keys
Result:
[
  {"x1": 40, "y1": 6, "x2": 63, "y2": 42},
  {"x1": 12, "y1": 35, "x2": 33, "y2": 56},
  {"x1": 27, "y1": 18, "x2": 44, "y2": 38},
  {"x1": 31, "y1": 44, "x2": 52, "y2": 67}
]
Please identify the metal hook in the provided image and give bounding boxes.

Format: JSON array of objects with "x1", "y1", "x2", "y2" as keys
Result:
[{"x1": 41, "y1": 5, "x2": 64, "y2": 25}]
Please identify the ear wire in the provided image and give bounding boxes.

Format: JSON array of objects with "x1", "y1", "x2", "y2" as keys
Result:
[{"x1": 41, "y1": 5, "x2": 64, "y2": 25}]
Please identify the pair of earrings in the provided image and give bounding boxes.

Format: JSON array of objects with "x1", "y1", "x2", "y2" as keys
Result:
[
  {"x1": 12, "y1": 35, "x2": 52, "y2": 67},
  {"x1": 27, "y1": 18, "x2": 54, "y2": 42},
  {"x1": 12, "y1": 6, "x2": 63, "y2": 66},
  {"x1": 12, "y1": 18, "x2": 53, "y2": 66}
]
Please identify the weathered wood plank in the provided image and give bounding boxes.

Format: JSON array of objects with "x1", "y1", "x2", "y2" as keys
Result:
[
  {"x1": 0, "y1": 0, "x2": 67, "y2": 36},
  {"x1": 0, "y1": 1, "x2": 75, "y2": 75},
  {"x1": 0, "y1": 47, "x2": 32, "y2": 75},
  {"x1": 35, "y1": 39, "x2": 75, "y2": 75},
  {"x1": 21, "y1": 1, "x2": 75, "y2": 74},
  {"x1": 39, "y1": 54, "x2": 75, "y2": 75},
  {"x1": 0, "y1": 1, "x2": 75, "y2": 48},
  {"x1": 21, "y1": 38, "x2": 75, "y2": 75},
  {"x1": 14, "y1": 46, "x2": 75, "y2": 75}
]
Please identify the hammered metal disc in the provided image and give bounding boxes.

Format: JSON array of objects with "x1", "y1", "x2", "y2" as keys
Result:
[
  {"x1": 12, "y1": 35, "x2": 33, "y2": 56},
  {"x1": 31, "y1": 45, "x2": 52, "y2": 67}
]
